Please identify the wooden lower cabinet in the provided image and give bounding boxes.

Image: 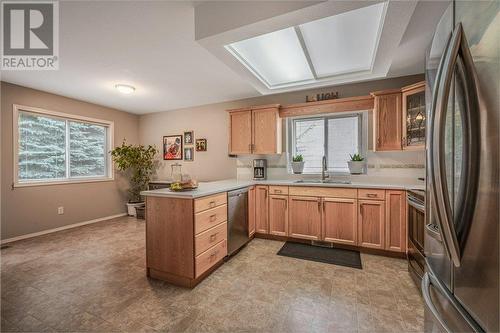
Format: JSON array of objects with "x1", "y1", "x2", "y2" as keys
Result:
[
  {"x1": 255, "y1": 186, "x2": 269, "y2": 234},
  {"x1": 323, "y1": 198, "x2": 358, "y2": 245},
  {"x1": 248, "y1": 186, "x2": 256, "y2": 237},
  {"x1": 385, "y1": 190, "x2": 407, "y2": 252},
  {"x1": 358, "y1": 199, "x2": 385, "y2": 249},
  {"x1": 288, "y1": 196, "x2": 321, "y2": 240},
  {"x1": 269, "y1": 195, "x2": 288, "y2": 236}
]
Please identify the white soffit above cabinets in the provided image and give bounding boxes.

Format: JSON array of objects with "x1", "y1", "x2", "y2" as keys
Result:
[{"x1": 197, "y1": 0, "x2": 418, "y2": 95}]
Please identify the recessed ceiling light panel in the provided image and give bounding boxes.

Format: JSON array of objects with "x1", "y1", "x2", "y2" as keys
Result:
[{"x1": 114, "y1": 84, "x2": 135, "y2": 94}]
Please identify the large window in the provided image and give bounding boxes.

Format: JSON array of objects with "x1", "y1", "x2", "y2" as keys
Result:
[
  {"x1": 13, "y1": 105, "x2": 114, "y2": 186},
  {"x1": 289, "y1": 113, "x2": 362, "y2": 174}
]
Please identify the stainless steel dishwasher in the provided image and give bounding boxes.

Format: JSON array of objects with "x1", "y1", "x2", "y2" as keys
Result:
[{"x1": 227, "y1": 187, "x2": 250, "y2": 256}]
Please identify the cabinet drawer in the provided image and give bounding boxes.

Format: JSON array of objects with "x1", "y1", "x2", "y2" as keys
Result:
[
  {"x1": 195, "y1": 204, "x2": 227, "y2": 234},
  {"x1": 194, "y1": 193, "x2": 227, "y2": 213},
  {"x1": 195, "y1": 222, "x2": 227, "y2": 256},
  {"x1": 269, "y1": 186, "x2": 289, "y2": 195},
  {"x1": 358, "y1": 189, "x2": 386, "y2": 200},
  {"x1": 289, "y1": 186, "x2": 356, "y2": 198},
  {"x1": 195, "y1": 239, "x2": 227, "y2": 278}
]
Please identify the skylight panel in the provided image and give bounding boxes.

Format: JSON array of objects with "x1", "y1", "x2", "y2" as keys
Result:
[
  {"x1": 226, "y1": 27, "x2": 314, "y2": 87},
  {"x1": 298, "y1": 2, "x2": 386, "y2": 77}
]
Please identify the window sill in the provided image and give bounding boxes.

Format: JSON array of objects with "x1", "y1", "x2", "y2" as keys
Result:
[{"x1": 13, "y1": 177, "x2": 115, "y2": 188}]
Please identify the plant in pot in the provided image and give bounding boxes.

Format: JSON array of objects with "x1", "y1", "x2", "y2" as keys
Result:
[
  {"x1": 291, "y1": 154, "x2": 305, "y2": 174},
  {"x1": 111, "y1": 141, "x2": 158, "y2": 218},
  {"x1": 347, "y1": 154, "x2": 366, "y2": 174}
]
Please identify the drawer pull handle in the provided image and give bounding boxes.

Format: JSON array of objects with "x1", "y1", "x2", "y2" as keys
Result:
[
  {"x1": 367, "y1": 193, "x2": 377, "y2": 198},
  {"x1": 209, "y1": 214, "x2": 217, "y2": 222},
  {"x1": 210, "y1": 233, "x2": 217, "y2": 242},
  {"x1": 210, "y1": 251, "x2": 218, "y2": 261},
  {"x1": 275, "y1": 190, "x2": 282, "y2": 194},
  {"x1": 209, "y1": 201, "x2": 216, "y2": 208}
]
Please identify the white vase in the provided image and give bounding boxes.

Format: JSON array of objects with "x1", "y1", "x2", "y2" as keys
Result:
[
  {"x1": 347, "y1": 161, "x2": 365, "y2": 174},
  {"x1": 291, "y1": 161, "x2": 305, "y2": 174},
  {"x1": 126, "y1": 202, "x2": 145, "y2": 217}
]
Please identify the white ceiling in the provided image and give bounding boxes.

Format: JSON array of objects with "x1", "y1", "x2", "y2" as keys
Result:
[{"x1": 1, "y1": 1, "x2": 449, "y2": 115}]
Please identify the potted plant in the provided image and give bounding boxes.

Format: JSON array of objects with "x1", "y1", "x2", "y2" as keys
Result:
[
  {"x1": 348, "y1": 154, "x2": 365, "y2": 174},
  {"x1": 291, "y1": 154, "x2": 305, "y2": 174},
  {"x1": 111, "y1": 141, "x2": 158, "y2": 217}
]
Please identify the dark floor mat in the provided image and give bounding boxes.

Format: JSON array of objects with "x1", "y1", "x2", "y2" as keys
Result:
[{"x1": 277, "y1": 242, "x2": 362, "y2": 269}]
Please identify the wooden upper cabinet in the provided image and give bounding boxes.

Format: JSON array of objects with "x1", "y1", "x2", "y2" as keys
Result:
[
  {"x1": 288, "y1": 196, "x2": 321, "y2": 240},
  {"x1": 372, "y1": 90, "x2": 402, "y2": 151},
  {"x1": 385, "y1": 190, "x2": 407, "y2": 252},
  {"x1": 255, "y1": 185, "x2": 269, "y2": 234},
  {"x1": 227, "y1": 104, "x2": 281, "y2": 155},
  {"x1": 358, "y1": 199, "x2": 385, "y2": 249},
  {"x1": 248, "y1": 186, "x2": 256, "y2": 237},
  {"x1": 402, "y1": 81, "x2": 426, "y2": 150},
  {"x1": 269, "y1": 195, "x2": 288, "y2": 236},
  {"x1": 228, "y1": 110, "x2": 252, "y2": 154},
  {"x1": 323, "y1": 198, "x2": 358, "y2": 245}
]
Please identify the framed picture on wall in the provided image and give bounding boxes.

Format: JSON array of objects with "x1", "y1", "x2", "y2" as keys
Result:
[
  {"x1": 184, "y1": 147, "x2": 194, "y2": 161},
  {"x1": 196, "y1": 138, "x2": 207, "y2": 151},
  {"x1": 163, "y1": 135, "x2": 183, "y2": 160},
  {"x1": 184, "y1": 131, "x2": 194, "y2": 145}
]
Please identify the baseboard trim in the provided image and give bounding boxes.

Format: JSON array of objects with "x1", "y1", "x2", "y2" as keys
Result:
[{"x1": 1, "y1": 213, "x2": 128, "y2": 244}]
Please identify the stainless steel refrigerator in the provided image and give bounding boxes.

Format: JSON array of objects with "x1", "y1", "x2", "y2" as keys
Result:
[{"x1": 424, "y1": 1, "x2": 499, "y2": 332}]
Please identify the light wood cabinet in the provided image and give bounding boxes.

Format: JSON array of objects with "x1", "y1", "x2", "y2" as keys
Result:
[
  {"x1": 248, "y1": 186, "x2": 256, "y2": 237},
  {"x1": 402, "y1": 81, "x2": 426, "y2": 150},
  {"x1": 385, "y1": 190, "x2": 407, "y2": 252},
  {"x1": 323, "y1": 198, "x2": 358, "y2": 245},
  {"x1": 288, "y1": 196, "x2": 321, "y2": 240},
  {"x1": 358, "y1": 199, "x2": 385, "y2": 249},
  {"x1": 372, "y1": 90, "x2": 402, "y2": 151},
  {"x1": 255, "y1": 185, "x2": 269, "y2": 234},
  {"x1": 269, "y1": 195, "x2": 288, "y2": 236},
  {"x1": 227, "y1": 104, "x2": 281, "y2": 155}
]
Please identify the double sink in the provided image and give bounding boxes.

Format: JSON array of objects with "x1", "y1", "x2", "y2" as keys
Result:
[{"x1": 294, "y1": 179, "x2": 352, "y2": 184}]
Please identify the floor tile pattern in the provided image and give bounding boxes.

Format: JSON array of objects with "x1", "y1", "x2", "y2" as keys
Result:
[{"x1": 1, "y1": 217, "x2": 424, "y2": 332}]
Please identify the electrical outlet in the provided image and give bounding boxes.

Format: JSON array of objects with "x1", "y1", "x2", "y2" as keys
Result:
[{"x1": 57, "y1": 207, "x2": 64, "y2": 215}]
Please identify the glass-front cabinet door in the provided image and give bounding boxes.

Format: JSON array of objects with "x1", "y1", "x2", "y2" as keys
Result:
[{"x1": 402, "y1": 81, "x2": 426, "y2": 149}]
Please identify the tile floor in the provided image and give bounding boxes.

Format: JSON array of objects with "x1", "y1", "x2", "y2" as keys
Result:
[{"x1": 1, "y1": 216, "x2": 424, "y2": 332}]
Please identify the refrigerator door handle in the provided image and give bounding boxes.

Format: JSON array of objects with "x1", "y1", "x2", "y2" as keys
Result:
[
  {"x1": 422, "y1": 271, "x2": 485, "y2": 333},
  {"x1": 431, "y1": 23, "x2": 481, "y2": 267}
]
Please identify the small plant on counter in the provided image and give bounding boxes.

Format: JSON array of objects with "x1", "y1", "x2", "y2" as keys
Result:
[
  {"x1": 347, "y1": 153, "x2": 365, "y2": 174},
  {"x1": 349, "y1": 153, "x2": 364, "y2": 162},
  {"x1": 291, "y1": 154, "x2": 305, "y2": 174},
  {"x1": 111, "y1": 141, "x2": 158, "y2": 216}
]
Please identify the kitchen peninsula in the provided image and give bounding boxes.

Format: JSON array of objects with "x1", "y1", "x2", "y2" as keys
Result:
[{"x1": 141, "y1": 178, "x2": 423, "y2": 287}]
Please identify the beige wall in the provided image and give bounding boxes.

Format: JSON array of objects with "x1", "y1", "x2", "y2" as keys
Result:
[
  {"x1": 139, "y1": 74, "x2": 424, "y2": 181},
  {"x1": 1, "y1": 82, "x2": 140, "y2": 240}
]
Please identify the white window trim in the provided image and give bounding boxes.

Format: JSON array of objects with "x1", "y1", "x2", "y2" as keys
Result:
[
  {"x1": 12, "y1": 104, "x2": 115, "y2": 187},
  {"x1": 286, "y1": 111, "x2": 368, "y2": 175}
]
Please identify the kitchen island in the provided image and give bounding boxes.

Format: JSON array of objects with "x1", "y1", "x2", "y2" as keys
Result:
[{"x1": 141, "y1": 178, "x2": 423, "y2": 287}]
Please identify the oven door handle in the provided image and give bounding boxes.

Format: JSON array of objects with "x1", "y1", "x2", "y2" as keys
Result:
[{"x1": 407, "y1": 197, "x2": 425, "y2": 212}]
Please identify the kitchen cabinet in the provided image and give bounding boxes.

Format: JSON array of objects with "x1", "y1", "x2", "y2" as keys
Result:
[
  {"x1": 248, "y1": 186, "x2": 256, "y2": 237},
  {"x1": 227, "y1": 104, "x2": 281, "y2": 155},
  {"x1": 358, "y1": 199, "x2": 385, "y2": 249},
  {"x1": 385, "y1": 190, "x2": 407, "y2": 252},
  {"x1": 402, "y1": 81, "x2": 426, "y2": 150},
  {"x1": 323, "y1": 198, "x2": 358, "y2": 245},
  {"x1": 255, "y1": 185, "x2": 269, "y2": 234},
  {"x1": 288, "y1": 196, "x2": 321, "y2": 240},
  {"x1": 372, "y1": 90, "x2": 402, "y2": 151},
  {"x1": 269, "y1": 195, "x2": 288, "y2": 236}
]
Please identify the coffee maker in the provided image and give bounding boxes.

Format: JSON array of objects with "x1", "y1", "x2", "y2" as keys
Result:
[{"x1": 253, "y1": 159, "x2": 267, "y2": 180}]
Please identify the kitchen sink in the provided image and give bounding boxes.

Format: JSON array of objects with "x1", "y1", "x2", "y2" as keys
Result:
[{"x1": 294, "y1": 179, "x2": 351, "y2": 184}]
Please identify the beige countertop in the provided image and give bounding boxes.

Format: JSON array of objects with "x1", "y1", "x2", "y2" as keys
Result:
[{"x1": 141, "y1": 178, "x2": 425, "y2": 199}]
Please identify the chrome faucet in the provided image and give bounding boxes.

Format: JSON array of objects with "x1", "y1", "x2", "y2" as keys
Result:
[{"x1": 322, "y1": 156, "x2": 329, "y2": 181}]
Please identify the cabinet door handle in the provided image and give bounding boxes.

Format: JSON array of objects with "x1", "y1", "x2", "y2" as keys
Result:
[
  {"x1": 285, "y1": 199, "x2": 288, "y2": 209},
  {"x1": 317, "y1": 199, "x2": 321, "y2": 211},
  {"x1": 209, "y1": 214, "x2": 217, "y2": 222},
  {"x1": 323, "y1": 201, "x2": 325, "y2": 212},
  {"x1": 360, "y1": 204, "x2": 363, "y2": 217}
]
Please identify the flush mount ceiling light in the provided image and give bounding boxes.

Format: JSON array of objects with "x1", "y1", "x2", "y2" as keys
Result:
[
  {"x1": 114, "y1": 84, "x2": 135, "y2": 94},
  {"x1": 225, "y1": 2, "x2": 387, "y2": 89}
]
